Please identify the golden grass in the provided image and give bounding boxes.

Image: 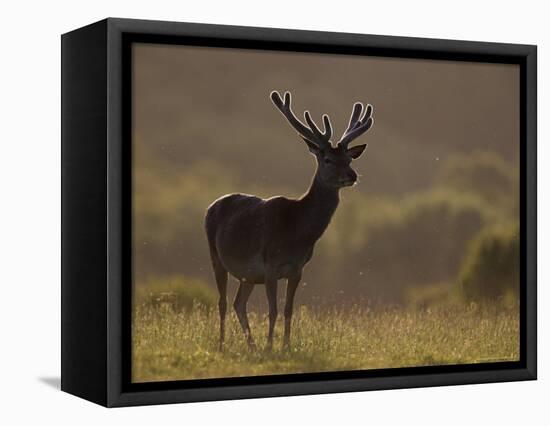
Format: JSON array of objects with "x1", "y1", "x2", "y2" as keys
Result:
[{"x1": 132, "y1": 302, "x2": 519, "y2": 383}]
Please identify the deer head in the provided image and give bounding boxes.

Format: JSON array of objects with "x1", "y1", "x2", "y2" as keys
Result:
[{"x1": 271, "y1": 91, "x2": 374, "y2": 188}]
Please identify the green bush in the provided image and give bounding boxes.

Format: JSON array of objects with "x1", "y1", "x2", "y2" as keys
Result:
[
  {"x1": 437, "y1": 151, "x2": 518, "y2": 218},
  {"x1": 457, "y1": 225, "x2": 519, "y2": 301},
  {"x1": 131, "y1": 150, "x2": 519, "y2": 306},
  {"x1": 311, "y1": 189, "x2": 494, "y2": 303},
  {"x1": 376, "y1": 192, "x2": 484, "y2": 288},
  {"x1": 134, "y1": 275, "x2": 217, "y2": 312}
]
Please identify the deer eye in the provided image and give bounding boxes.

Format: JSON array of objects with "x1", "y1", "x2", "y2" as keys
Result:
[{"x1": 324, "y1": 158, "x2": 333, "y2": 165}]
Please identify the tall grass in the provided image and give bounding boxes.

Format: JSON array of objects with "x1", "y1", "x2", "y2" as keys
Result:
[{"x1": 132, "y1": 302, "x2": 519, "y2": 383}]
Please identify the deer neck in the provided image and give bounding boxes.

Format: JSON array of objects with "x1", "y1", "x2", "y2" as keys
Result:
[{"x1": 298, "y1": 171, "x2": 340, "y2": 242}]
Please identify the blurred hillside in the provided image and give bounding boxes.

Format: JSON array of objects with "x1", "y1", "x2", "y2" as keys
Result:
[{"x1": 132, "y1": 43, "x2": 520, "y2": 306}]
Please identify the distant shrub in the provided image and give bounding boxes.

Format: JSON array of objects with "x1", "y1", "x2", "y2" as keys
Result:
[
  {"x1": 457, "y1": 225, "x2": 519, "y2": 301},
  {"x1": 131, "y1": 150, "x2": 519, "y2": 306},
  {"x1": 437, "y1": 151, "x2": 518, "y2": 216},
  {"x1": 135, "y1": 275, "x2": 217, "y2": 312},
  {"x1": 321, "y1": 193, "x2": 400, "y2": 258},
  {"x1": 315, "y1": 190, "x2": 493, "y2": 303},
  {"x1": 370, "y1": 191, "x2": 488, "y2": 292}
]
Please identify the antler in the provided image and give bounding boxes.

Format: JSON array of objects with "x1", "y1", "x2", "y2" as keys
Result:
[
  {"x1": 337, "y1": 102, "x2": 374, "y2": 149},
  {"x1": 271, "y1": 91, "x2": 333, "y2": 149}
]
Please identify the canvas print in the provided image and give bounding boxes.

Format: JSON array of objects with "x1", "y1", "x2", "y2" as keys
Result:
[{"x1": 131, "y1": 43, "x2": 520, "y2": 383}]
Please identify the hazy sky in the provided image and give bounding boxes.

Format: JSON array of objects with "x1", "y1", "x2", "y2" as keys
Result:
[{"x1": 133, "y1": 42, "x2": 519, "y2": 196}]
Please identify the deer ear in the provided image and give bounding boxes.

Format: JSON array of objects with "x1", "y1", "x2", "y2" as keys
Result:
[
  {"x1": 348, "y1": 144, "x2": 367, "y2": 159},
  {"x1": 301, "y1": 137, "x2": 320, "y2": 154}
]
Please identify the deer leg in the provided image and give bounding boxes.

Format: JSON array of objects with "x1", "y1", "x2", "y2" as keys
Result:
[
  {"x1": 233, "y1": 281, "x2": 256, "y2": 349},
  {"x1": 265, "y1": 277, "x2": 278, "y2": 351},
  {"x1": 213, "y1": 261, "x2": 228, "y2": 351},
  {"x1": 283, "y1": 273, "x2": 301, "y2": 349}
]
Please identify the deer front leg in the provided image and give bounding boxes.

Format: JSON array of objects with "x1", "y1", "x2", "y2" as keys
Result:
[
  {"x1": 265, "y1": 276, "x2": 278, "y2": 351},
  {"x1": 234, "y1": 281, "x2": 256, "y2": 350},
  {"x1": 283, "y1": 273, "x2": 301, "y2": 349}
]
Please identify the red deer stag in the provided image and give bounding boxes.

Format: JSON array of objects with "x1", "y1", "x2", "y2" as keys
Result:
[{"x1": 205, "y1": 91, "x2": 374, "y2": 350}]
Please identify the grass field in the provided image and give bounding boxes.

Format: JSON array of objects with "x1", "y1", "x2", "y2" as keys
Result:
[{"x1": 132, "y1": 301, "x2": 519, "y2": 383}]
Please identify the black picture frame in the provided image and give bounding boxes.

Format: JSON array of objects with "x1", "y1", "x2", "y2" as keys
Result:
[{"x1": 61, "y1": 17, "x2": 537, "y2": 407}]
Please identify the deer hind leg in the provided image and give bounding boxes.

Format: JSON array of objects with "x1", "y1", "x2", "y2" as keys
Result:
[
  {"x1": 233, "y1": 281, "x2": 256, "y2": 349},
  {"x1": 283, "y1": 273, "x2": 301, "y2": 349},
  {"x1": 265, "y1": 277, "x2": 278, "y2": 351},
  {"x1": 211, "y1": 255, "x2": 228, "y2": 351}
]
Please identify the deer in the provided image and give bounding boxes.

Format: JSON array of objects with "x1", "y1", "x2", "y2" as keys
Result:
[{"x1": 205, "y1": 91, "x2": 374, "y2": 351}]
